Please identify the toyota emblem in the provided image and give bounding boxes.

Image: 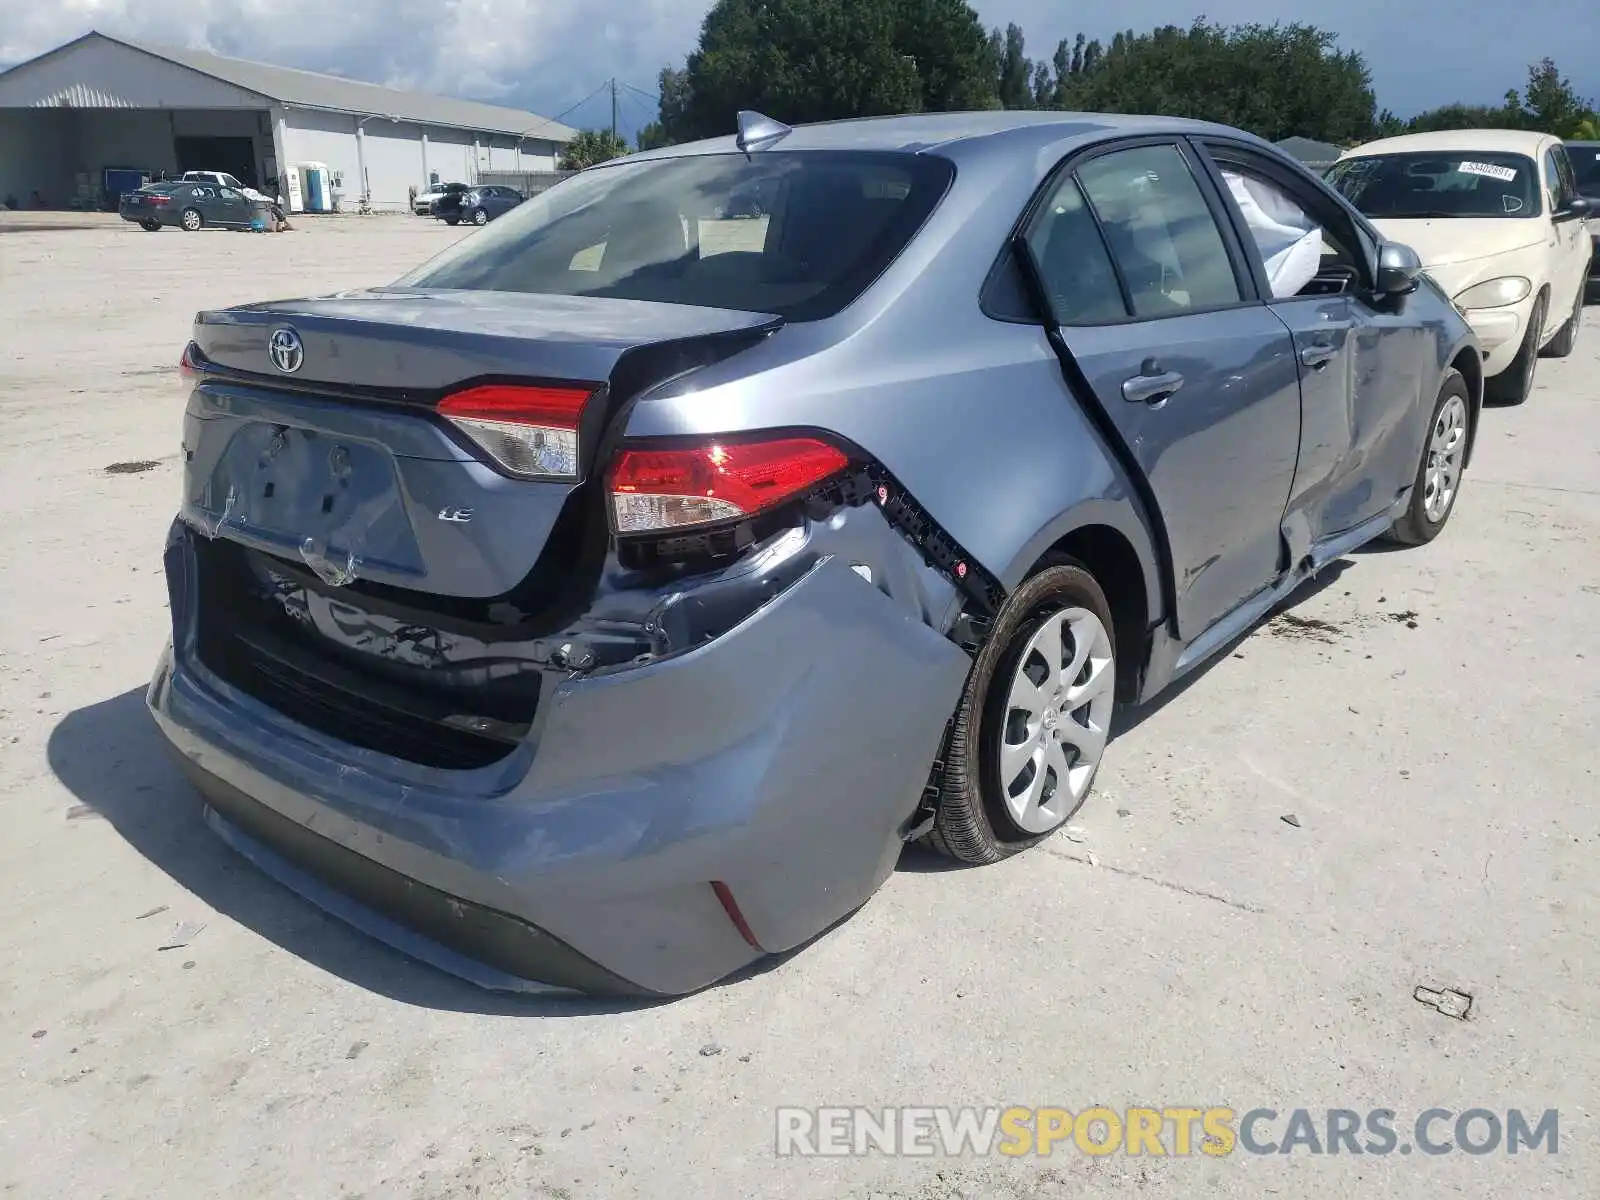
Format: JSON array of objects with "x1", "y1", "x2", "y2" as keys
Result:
[{"x1": 268, "y1": 327, "x2": 304, "y2": 374}]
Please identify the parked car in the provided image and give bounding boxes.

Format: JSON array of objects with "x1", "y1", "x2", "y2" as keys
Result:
[
  {"x1": 1326, "y1": 130, "x2": 1591, "y2": 403},
  {"x1": 153, "y1": 110, "x2": 1481, "y2": 997},
  {"x1": 413, "y1": 181, "x2": 468, "y2": 216},
  {"x1": 182, "y1": 170, "x2": 252, "y2": 194},
  {"x1": 119, "y1": 181, "x2": 259, "y2": 231},
  {"x1": 1563, "y1": 140, "x2": 1600, "y2": 299},
  {"x1": 437, "y1": 185, "x2": 526, "y2": 226}
]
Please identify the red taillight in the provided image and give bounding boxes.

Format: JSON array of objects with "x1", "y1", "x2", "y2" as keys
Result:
[
  {"x1": 179, "y1": 341, "x2": 201, "y2": 387},
  {"x1": 609, "y1": 436, "x2": 849, "y2": 534},
  {"x1": 437, "y1": 383, "x2": 597, "y2": 480},
  {"x1": 149, "y1": 195, "x2": 170, "y2": 206}
]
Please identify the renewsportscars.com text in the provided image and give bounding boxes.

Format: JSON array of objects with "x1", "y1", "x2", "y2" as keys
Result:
[{"x1": 775, "y1": 1107, "x2": 1559, "y2": 1158}]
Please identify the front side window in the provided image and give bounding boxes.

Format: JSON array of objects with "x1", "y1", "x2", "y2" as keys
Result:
[
  {"x1": 1326, "y1": 152, "x2": 1541, "y2": 219},
  {"x1": 1550, "y1": 148, "x2": 1579, "y2": 209},
  {"x1": 1569, "y1": 145, "x2": 1600, "y2": 197},
  {"x1": 1217, "y1": 169, "x2": 1327, "y2": 298},
  {"x1": 396, "y1": 151, "x2": 954, "y2": 321},
  {"x1": 1075, "y1": 144, "x2": 1243, "y2": 316}
]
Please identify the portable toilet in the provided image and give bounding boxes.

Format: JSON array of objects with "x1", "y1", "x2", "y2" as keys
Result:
[{"x1": 297, "y1": 162, "x2": 331, "y2": 213}]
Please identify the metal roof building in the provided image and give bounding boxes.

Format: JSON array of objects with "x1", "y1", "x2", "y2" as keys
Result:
[
  {"x1": 1273, "y1": 136, "x2": 1345, "y2": 172},
  {"x1": 0, "y1": 31, "x2": 575, "y2": 213}
]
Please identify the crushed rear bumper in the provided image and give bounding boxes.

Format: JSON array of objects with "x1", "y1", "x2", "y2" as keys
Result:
[{"x1": 148, "y1": 517, "x2": 970, "y2": 996}]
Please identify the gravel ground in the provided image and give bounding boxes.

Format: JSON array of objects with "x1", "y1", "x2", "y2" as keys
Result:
[{"x1": 2, "y1": 213, "x2": 1597, "y2": 1199}]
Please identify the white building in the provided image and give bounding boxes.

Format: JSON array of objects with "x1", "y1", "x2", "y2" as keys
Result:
[{"x1": 0, "y1": 31, "x2": 574, "y2": 212}]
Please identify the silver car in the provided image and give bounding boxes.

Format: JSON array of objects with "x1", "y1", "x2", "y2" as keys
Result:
[{"x1": 150, "y1": 111, "x2": 1481, "y2": 996}]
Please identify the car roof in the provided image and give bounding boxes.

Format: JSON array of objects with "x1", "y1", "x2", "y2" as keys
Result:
[
  {"x1": 1341, "y1": 129, "x2": 1559, "y2": 158},
  {"x1": 625, "y1": 109, "x2": 1265, "y2": 163}
]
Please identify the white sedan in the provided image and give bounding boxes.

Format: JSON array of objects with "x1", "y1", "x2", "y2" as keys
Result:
[{"x1": 1327, "y1": 130, "x2": 1593, "y2": 404}]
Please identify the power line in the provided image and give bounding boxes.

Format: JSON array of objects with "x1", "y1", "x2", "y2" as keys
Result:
[{"x1": 552, "y1": 79, "x2": 614, "y2": 123}]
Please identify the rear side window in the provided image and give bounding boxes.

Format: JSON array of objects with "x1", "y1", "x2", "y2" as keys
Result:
[
  {"x1": 397, "y1": 151, "x2": 954, "y2": 321},
  {"x1": 1076, "y1": 144, "x2": 1243, "y2": 316},
  {"x1": 1024, "y1": 176, "x2": 1129, "y2": 323}
]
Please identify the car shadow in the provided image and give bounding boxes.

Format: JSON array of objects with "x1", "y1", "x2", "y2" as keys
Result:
[
  {"x1": 48, "y1": 687, "x2": 790, "y2": 1014},
  {"x1": 1110, "y1": 557, "x2": 1354, "y2": 738},
  {"x1": 898, "y1": 558, "x2": 1356, "y2": 874}
]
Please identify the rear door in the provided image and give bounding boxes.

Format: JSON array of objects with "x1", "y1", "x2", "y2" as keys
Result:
[
  {"x1": 1021, "y1": 139, "x2": 1302, "y2": 641},
  {"x1": 216, "y1": 186, "x2": 252, "y2": 225},
  {"x1": 186, "y1": 185, "x2": 222, "y2": 222},
  {"x1": 1197, "y1": 139, "x2": 1430, "y2": 557}
]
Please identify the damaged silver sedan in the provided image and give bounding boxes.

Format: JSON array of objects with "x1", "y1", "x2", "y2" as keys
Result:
[{"x1": 149, "y1": 110, "x2": 1481, "y2": 996}]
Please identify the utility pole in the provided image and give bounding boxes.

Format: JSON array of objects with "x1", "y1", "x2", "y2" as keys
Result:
[{"x1": 610, "y1": 78, "x2": 618, "y2": 143}]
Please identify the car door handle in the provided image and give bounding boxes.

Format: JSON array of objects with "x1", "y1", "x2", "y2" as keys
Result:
[
  {"x1": 1300, "y1": 342, "x2": 1338, "y2": 369},
  {"x1": 1122, "y1": 369, "x2": 1185, "y2": 404}
]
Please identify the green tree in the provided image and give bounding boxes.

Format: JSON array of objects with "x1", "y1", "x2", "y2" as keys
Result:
[
  {"x1": 991, "y1": 22, "x2": 1034, "y2": 110},
  {"x1": 1521, "y1": 57, "x2": 1594, "y2": 136},
  {"x1": 559, "y1": 129, "x2": 630, "y2": 170},
  {"x1": 635, "y1": 66, "x2": 691, "y2": 149},
  {"x1": 1404, "y1": 97, "x2": 1525, "y2": 133},
  {"x1": 656, "y1": 0, "x2": 995, "y2": 143},
  {"x1": 1402, "y1": 58, "x2": 1596, "y2": 137},
  {"x1": 1041, "y1": 20, "x2": 1377, "y2": 144}
]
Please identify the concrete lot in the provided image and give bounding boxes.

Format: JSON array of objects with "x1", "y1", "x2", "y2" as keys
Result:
[{"x1": 1, "y1": 213, "x2": 1596, "y2": 1199}]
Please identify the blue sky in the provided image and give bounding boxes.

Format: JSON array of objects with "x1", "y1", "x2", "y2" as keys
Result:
[{"x1": 4, "y1": 0, "x2": 1596, "y2": 142}]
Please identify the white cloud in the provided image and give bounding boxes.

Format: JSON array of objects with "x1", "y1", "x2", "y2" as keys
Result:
[
  {"x1": 0, "y1": 0, "x2": 705, "y2": 130},
  {"x1": 2, "y1": 0, "x2": 1591, "y2": 127}
]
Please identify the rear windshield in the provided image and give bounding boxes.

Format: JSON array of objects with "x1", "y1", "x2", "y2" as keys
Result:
[
  {"x1": 1325, "y1": 152, "x2": 1540, "y2": 219},
  {"x1": 395, "y1": 151, "x2": 955, "y2": 321},
  {"x1": 1568, "y1": 145, "x2": 1600, "y2": 196}
]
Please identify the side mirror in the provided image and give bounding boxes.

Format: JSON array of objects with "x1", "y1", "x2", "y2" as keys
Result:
[
  {"x1": 1556, "y1": 196, "x2": 1593, "y2": 221},
  {"x1": 1375, "y1": 241, "x2": 1423, "y2": 296}
]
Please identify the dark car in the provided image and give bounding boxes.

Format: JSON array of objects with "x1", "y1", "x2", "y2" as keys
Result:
[
  {"x1": 154, "y1": 111, "x2": 1481, "y2": 998},
  {"x1": 1566, "y1": 140, "x2": 1600, "y2": 298},
  {"x1": 414, "y1": 182, "x2": 469, "y2": 216},
  {"x1": 437, "y1": 185, "x2": 525, "y2": 226},
  {"x1": 120, "y1": 182, "x2": 257, "y2": 231}
]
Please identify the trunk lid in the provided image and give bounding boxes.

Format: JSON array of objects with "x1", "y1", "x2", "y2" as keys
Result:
[{"x1": 185, "y1": 289, "x2": 779, "y2": 601}]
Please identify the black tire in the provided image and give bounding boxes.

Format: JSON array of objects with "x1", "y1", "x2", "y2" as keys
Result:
[
  {"x1": 179, "y1": 207, "x2": 203, "y2": 232},
  {"x1": 1484, "y1": 293, "x2": 1545, "y2": 405},
  {"x1": 139, "y1": 218, "x2": 161, "y2": 232},
  {"x1": 1385, "y1": 367, "x2": 1472, "y2": 547},
  {"x1": 472, "y1": 207, "x2": 489, "y2": 226},
  {"x1": 1540, "y1": 284, "x2": 1582, "y2": 358},
  {"x1": 443, "y1": 215, "x2": 460, "y2": 226},
  {"x1": 925, "y1": 556, "x2": 1117, "y2": 865}
]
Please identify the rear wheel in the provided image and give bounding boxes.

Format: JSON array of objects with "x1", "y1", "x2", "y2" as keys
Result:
[
  {"x1": 139, "y1": 218, "x2": 161, "y2": 232},
  {"x1": 1385, "y1": 368, "x2": 1471, "y2": 546},
  {"x1": 926, "y1": 558, "x2": 1117, "y2": 864},
  {"x1": 471, "y1": 207, "x2": 489, "y2": 226},
  {"x1": 179, "y1": 207, "x2": 203, "y2": 232},
  {"x1": 1485, "y1": 293, "x2": 1545, "y2": 405},
  {"x1": 1540, "y1": 284, "x2": 1582, "y2": 358}
]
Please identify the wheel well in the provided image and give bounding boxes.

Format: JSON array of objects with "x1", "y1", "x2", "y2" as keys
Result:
[
  {"x1": 1449, "y1": 346, "x2": 1483, "y2": 466},
  {"x1": 1040, "y1": 524, "x2": 1148, "y2": 703}
]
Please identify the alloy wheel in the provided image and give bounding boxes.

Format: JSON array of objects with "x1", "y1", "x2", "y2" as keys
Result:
[
  {"x1": 995, "y1": 606, "x2": 1115, "y2": 834},
  {"x1": 1423, "y1": 393, "x2": 1468, "y2": 523}
]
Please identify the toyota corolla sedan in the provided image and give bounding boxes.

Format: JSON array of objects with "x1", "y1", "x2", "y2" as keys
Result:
[
  {"x1": 1327, "y1": 130, "x2": 1591, "y2": 404},
  {"x1": 150, "y1": 111, "x2": 1481, "y2": 997}
]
